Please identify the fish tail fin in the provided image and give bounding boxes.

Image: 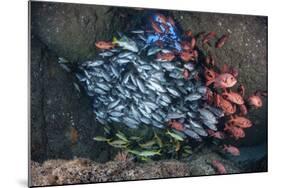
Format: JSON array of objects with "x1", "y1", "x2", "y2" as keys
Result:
[{"x1": 112, "y1": 36, "x2": 118, "y2": 44}]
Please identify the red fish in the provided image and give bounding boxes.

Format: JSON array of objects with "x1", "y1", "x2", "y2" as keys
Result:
[
  {"x1": 214, "y1": 93, "x2": 236, "y2": 115},
  {"x1": 207, "y1": 129, "x2": 225, "y2": 139},
  {"x1": 207, "y1": 73, "x2": 237, "y2": 88},
  {"x1": 222, "y1": 90, "x2": 244, "y2": 105},
  {"x1": 227, "y1": 115, "x2": 252, "y2": 128},
  {"x1": 204, "y1": 67, "x2": 217, "y2": 82},
  {"x1": 202, "y1": 32, "x2": 216, "y2": 44},
  {"x1": 204, "y1": 88, "x2": 214, "y2": 104},
  {"x1": 239, "y1": 104, "x2": 248, "y2": 115},
  {"x1": 167, "y1": 16, "x2": 175, "y2": 26},
  {"x1": 224, "y1": 124, "x2": 245, "y2": 140},
  {"x1": 205, "y1": 53, "x2": 215, "y2": 66},
  {"x1": 180, "y1": 49, "x2": 195, "y2": 62},
  {"x1": 168, "y1": 120, "x2": 185, "y2": 131},
  {"x1": 216, "y1": 34, "x2": 229, "y2": 48},
  {"x1": 155, "y1": 40, "x2": 164, "y2": 48},
  {"x1": 191, "y1": 37, "x2": 196, "y2": 49},
  {"x1": 95, "y1": 41, "x2": 115, "y2": 50},
  {"x1": 185, "y1": 30, "x2": 193, "y2": 37},
  {"x1": 155, "y1": 13, "x2": 167, "y2": 24},
  {"x1": 220, "y1": 64, "x2": 238, "y2": 78},
  {"x1": 211, "y1": 160, "x2": 227, "y2": 174},
  {"x1": 151, "y1": 20, "x2": 163, "y2": 33},
  {"x1": 181, "y1": 41, "x2": 192, "y2": 51},
  {"x1": 156, "y1": 52, "x2": 175, "y2": 62},
  {"x1": 223, "y1": 144, "x2": 240, "y2": 156},
  {"x1": 248, "y1": 94, "x2": 263, "y2": 108}
]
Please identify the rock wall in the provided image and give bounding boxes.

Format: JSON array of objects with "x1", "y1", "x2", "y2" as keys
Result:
[{"x1": 30, "y1": 2, "x2": 267, "y2": 163}]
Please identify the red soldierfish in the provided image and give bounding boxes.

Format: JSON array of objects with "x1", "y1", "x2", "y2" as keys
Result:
[
  {"x1": 180, "y1": 50, "x2": 195, "y2": 62},
  {"x1": 151, "y1": 20, "x2": 163, "y2": 33},
  {"x1": 216, "y1": 34, "x2": 229, "y2": 48},
  {"x1": 211, "y1": 160, "x2": 227, "y2": 174},
  {"x1": 224, "y1": 124, "x2": 245, "y2": 140},
  {"x1": 207, "y1": 73, "x2": 237, "y2": 88},
  {"x1": 202, "y1": 32, "x2": 216, "y2": 44},
  {"x1": 248, "y1": 94, "x2": 263, "y2": 108},
  {"x1": 169, "y1": 120, "x2": 185, "y2": 132},
  {"x1": 227, "y1": 115, "x2": 252, "y2": 128},
  {"x1": 156, "y1": 52, "x2": 175, "y2": 62},
  {"x1": 223, "y1": 144, "x2": 240, "y2": 156},
  {"x1": 95, "y1": 41, "x2": 115, "y2": 50},
  {"x1": 207, "y1": 129, "x2": 225, "y2": 139},
  {"x1": 222, "y1": 90, "x2": 244, "y2": 105}
]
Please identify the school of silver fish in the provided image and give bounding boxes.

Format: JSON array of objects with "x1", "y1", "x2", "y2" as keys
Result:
[{"x1": 60, "y1": 16, "x2": 227, "y2": 142}]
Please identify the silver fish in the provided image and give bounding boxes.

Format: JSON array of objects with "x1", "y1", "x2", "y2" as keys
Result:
[
  {"x1": 73, "y1": 83, "x2": 81, "y2": 93},
  {"x1": 114, "y1": 105, "x2": 126, "y2": 111},
  {"x1": 197, "y1": 86, "x2": 207, "y2": 95},
  {"x1": 99, "y1": 51, "x2": 114, "y2": 57},
  {"x1": 189, "y1": 119, "x2": 203, "y2": 129},
  {"x1": 140, "y1": 116, "x2": 152, "y2": 124},
  {"x1": 151, "y1": 120, "x2": 165, "y2": 129},
  {"x1": 202, "y1": 120, "x2": 217, "y2": 131},
  {"x1": 185, "y1": 93, "x2": 202, "y2": 101},
  {"x1": 59, "y1": 64, "x2": 71, "y2": 72},
  {"x1": 136, "y1": 78, "x2": 146, "y2": 93},
  {"x1": 166, "y1": 87, "x2": 181, "y2": 97},
  {"x1": 143, "y1": 101, "x2": 158, "y2": 110},
  {"x1": 122, "y1": 72, "x2": 131, "y2": 84},
  {"x1": 93, "y1": 88, "x2": 106, "y2": 95},
  {"x1": 204, "y1": 104, "x2": 224, "y2": 118},
  {"x1": 109, "y1": 116, "x2": 122, "y2": 123},
  {"x1": 115, "y1": 58, "x2": 130, "y2": 65},
  {"x1": 58, "y1": 57, "x2": 69, "y2": 64},
  {"x1": 191, "y1": 127, "x2": 208, "y2": 137},
  {"x1": 161, "y1": 94, "x2": 172, "y2": 103},
  {"x1": 198, "y1": 108, "x2": 217, "y2": 124},
  {"x1": 139, "y1": 107, "x2": 151, "y2": 119},
  {"x1": 125, "y1": 83, "x2": 137, "y2": 91},
  {"x1": 151, "y1": 113, "x2": 163, "y2": 122},
  {"x1": 130, "y1": 74, "x2": 137, "y2": 86},
  {"x1": 123, "y1": 116, "x2": 139, "y2": 125},
  {"x1": 131, "y1": 30, "x2": 144, "y2": 34},
  {"x1": 110, "y1": 65, "x2": 119, "y2": 78},
  {"x1": 85, "y1": 60, "x2": 104, "y2": 67},
  {"x1": 96, "y1": 82, "x2": 111, "y2": 91},
  {"x1": 183, "y1": 63, "x2": 195, "y2": 71},
  {"x1": 147, "y1": 47, "x2": 161, "y2": 56},
  {"x1": 139, "y1": 64, "x2": 153, "y2": 71},
  {"x1": 161, "y1": 62, "x2": 176, "y2": 71},
  {"x1": 118, "y1": 51, "x2": 133, "y2": 58},
  {"x1": 184, "y1": 129, "x2": 202, "y2": 141},
  {"x1": 108, "y1": 99, "x2": 121, "y2": 109},
  {"x1": 109, "y1": 111, "x2": 124, "y2": 117},
  {"x1": 166, "y1": 112, "x2": 186, "y2": 119},
  {"x1": 159, "y1": 100, "x2": 169, "y2": 107},
  {"x1": 148, "y1": 80, "x2": 167, "y2": 92}
]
